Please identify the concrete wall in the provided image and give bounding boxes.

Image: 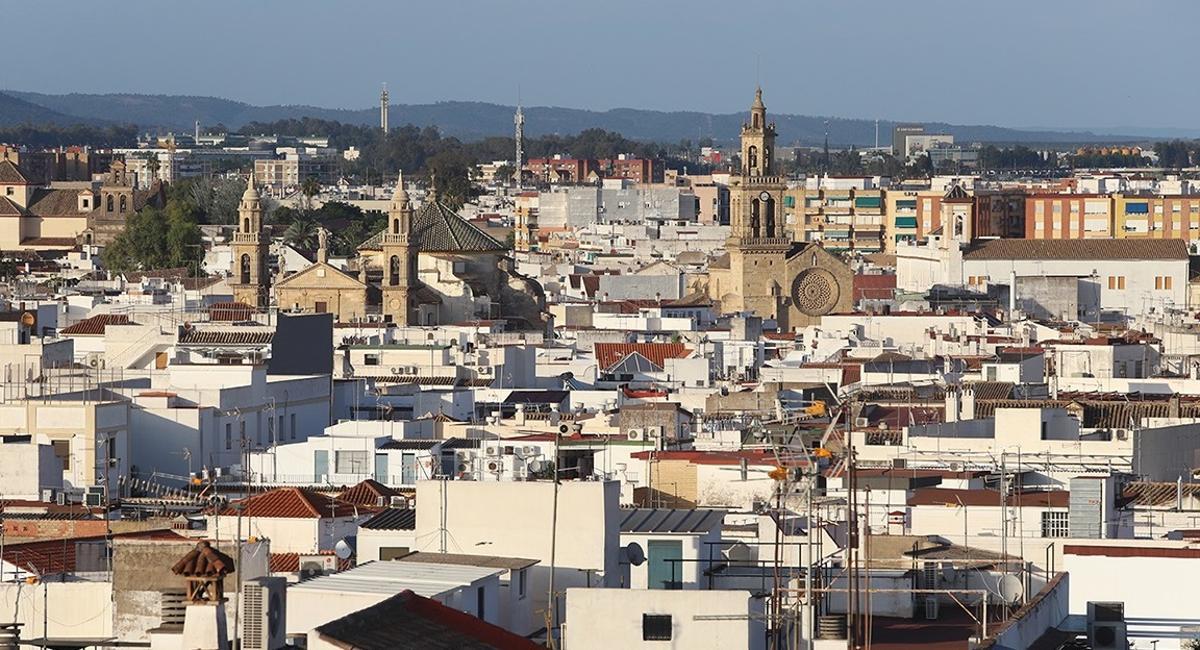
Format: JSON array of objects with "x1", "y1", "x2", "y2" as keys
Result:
[
  {"x1": 0, "y1": 438, "x2": 61, "y2": 499},
  {"x1": 1064, "y1": 548, "x2": 1200, "y2": 649},
  {"x1": 563, "y1": 588, "x2": 765, "y2": 650},
  {"x1": 112, "y1": 538, "x2": 269, "y2": 642},
  {"x1": 414, "y1": 479, "x2": 620, "y2": 630}
]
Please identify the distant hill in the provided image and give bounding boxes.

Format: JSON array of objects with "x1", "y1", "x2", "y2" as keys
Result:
[
  {"x1": 4, "y1": 90, "x2": 1144, "y2": 147},
  {"x1": 0, "y1": 91, "x2": 94, "y2": 127}
]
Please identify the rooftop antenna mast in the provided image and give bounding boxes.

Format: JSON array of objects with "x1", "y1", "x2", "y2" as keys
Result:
[{"x1": 514, "y1": 87, "x2": 525, "y2": 191}]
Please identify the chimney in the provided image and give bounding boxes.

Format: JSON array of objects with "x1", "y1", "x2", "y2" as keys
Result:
[
  {"x1": 960, "y1": 387, "x2": 975, "y2": 421},
  {"x1": 944, "y1": 387, "x2": 960, "y2": 423}
]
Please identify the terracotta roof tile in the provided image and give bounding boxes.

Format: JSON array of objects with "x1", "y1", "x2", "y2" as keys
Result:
[
  {"x1": 0, "y1": 161, "x2": 30, "y2": 185},
  {"x1": 215, "y1": 487, "x2": 361, "y2": 519},
  {"x1": 337, "y1": 479, "x2": 402, "y2": 507},
  {"x1": 178, "y1": 329, "x2": 274, "y2": 346},
  {"x1": 594, "y1": 342, "x2": 691, "y2": 371},
  {"x1": 61, "y1": 314, "x2": 133, "y2": 335},
  {"x1": 964, "y1": 238, "x2": 1188, "y2": 261}
]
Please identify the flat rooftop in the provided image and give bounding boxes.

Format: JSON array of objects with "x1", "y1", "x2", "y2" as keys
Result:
[{"x1": 289, "y1": 560, "x2": 501, "y2": 599}]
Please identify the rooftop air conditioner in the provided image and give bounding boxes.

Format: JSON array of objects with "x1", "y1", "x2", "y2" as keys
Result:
[
  {"x1": 242, "y1": 576, "x2": 286, "y2": 650},
  {"x1": 855, "y1": 417, "x2": 869, "y2": 428},
  {"x1": 627, "y1": 428, "x2": 644, "y2": 441},
  {"x1": 389, "y1": 496, "x2": 407, "y2": 508}
]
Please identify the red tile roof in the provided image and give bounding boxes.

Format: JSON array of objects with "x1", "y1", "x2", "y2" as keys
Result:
[
  {"x1": 61, "y1": 314, "x2": 133, "y2": 335},
  {"x1": 208, "y1": 302, "x2": 256, "y2": 322},
  {"x1": 594, "y1": 342, "x2": 691, "y2": 371},
  {"x1": 178, "y1": 329, "x2": 274, "y2": 345},
  {"x1": 214, "y1": 487, "x2": 361, "y2": 519},
  {"x1": 337, "y1": 479, "x2": 402, "y2": 507},
  {"x1": 269, "y1": 551, "x2": 355, "y2": 573},
  {"x1": 2, "y1": 529, "x2": 184, "y2": 576},
  {"x1": 1063, "y1": 545, "x2": 1200, "y2": 559}
]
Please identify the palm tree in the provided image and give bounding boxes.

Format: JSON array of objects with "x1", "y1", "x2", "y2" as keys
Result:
[{"x1": 283, "y1": 218, "x2": 318, "y2": 251}]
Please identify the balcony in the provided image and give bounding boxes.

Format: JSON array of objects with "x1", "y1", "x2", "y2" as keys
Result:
[{"x1": 232, "y1": 233, "x2": 261, "y2": 245}]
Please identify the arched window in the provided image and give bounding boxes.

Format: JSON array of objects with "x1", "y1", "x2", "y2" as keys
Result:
[
  {"x1": 389, "y1": 255, "x2": 401, "y2": 286},
  {"x1": 243, "y1": 218, "x2": 250, "y2": 233},
  {"x1": 750, "y1": 199, "x2": 761, "y2": 238},
  {"x1": 106, "y1": 195, "x2": 113, "y2": 212},
  {"x1": 748, "y1": 146, "x2": 758, "y2": 171},
  {"x1": 119, "y1": 195, "x2": 127, "y2": 213},
  {"x1": 392, "y1": 218, "x2": 399, "y2": 235},
  {"x1": 240, "y1": 254, "x2": 251, "y2": 284},
  {"x1": 753, "y1": 113, "x2": 760, "y2": 129},
  {"x1": 765, "y1": 198, "x2": 776, "y2": 237}
]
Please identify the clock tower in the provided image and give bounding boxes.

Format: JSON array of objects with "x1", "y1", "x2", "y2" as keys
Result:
[{"x1": 724, "y1": 87, "x2": 791, "y2": 322}]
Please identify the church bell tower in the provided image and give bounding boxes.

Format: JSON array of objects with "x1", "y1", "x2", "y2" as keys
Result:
[
  {"x1": 382, "y1": 172, "x2": 417, "y2": 324},
  {"x1": 230, "y1": 171, "x2": 270, "y2": 308}
]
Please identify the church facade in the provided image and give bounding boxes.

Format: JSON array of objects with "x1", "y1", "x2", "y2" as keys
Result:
[
  {"x1": 706, "y1": 88, "x2": 854, "y2": 330},
  {"x1": 227, "y1": 171, "x2": 548, "y2": 330}
]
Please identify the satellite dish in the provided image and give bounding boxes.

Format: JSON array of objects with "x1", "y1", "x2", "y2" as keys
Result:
[
  {"x1": 528, "y1": 459, "x2": 544, "y2": 473},
  {"x1": 997, "y1": 574, "x2": 1024, "y2": 604},
  {"x1": 620, "y1": 542, "x2": 646, "y2": 567},
  {"x1": 726, "y1": 541, "x2": 753, "y2": 566},
  {"x1": 334, "y1": 536, "x2": 357, "y2": 560}
]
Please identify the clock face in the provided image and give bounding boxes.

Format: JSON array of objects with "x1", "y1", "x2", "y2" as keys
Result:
[{"x1": 759, "y1": 191, "x2": 772, "y2": 201}]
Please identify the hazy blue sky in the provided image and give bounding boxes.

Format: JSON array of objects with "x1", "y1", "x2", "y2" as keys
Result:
[{"x1": 6, "y1": 0, "x2": 1196, "y2": 129}]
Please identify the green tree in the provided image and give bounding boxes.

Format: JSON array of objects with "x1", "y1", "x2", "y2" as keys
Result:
[
  {"x1": 283, "y1": 218, "x2": 318, "y2": 251},
  {"x1": 102, "y1": 201, "x2": 204, "y2": 274}
]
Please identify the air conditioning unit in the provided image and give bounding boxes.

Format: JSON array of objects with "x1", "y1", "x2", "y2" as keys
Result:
[
  {"x1": 298, "y1": 555, "x2": 337, "y2": 580},
  {"x1": 485, "y1": 459, "x2": 502, "y2": 474},
  {"x1": 1115, "y1": 429, "x2": 1128, "y2": 441},
  {"x1": 242, "y1": 576, "x2": 287, "y2": 650},
  {"x1": 854, "y1": 417, "x2": 869, "y2": 428},
  {"x1": 627, "y1": 428, "x2": 644, "y2": 441},
  {"x1": 389, "y1": 496, "x2": 407, "y2": 508},
  {"x1": 41, "y1": 488, "x2": 56, "y2": 503},
  {"x1": 645, "y1": 426, "x2": 662, "y2": 439},
  {"x1": 376, "y1": 496, "x2": 387, "y2": 507},
  {"x1": 892, "y1": 458, "x2": 907, "y2": 470},
  {"x1": 84, "y1": 491, "x2": 105, "y2": 507},
  {"x1": 522, "y1": 446, "x2": 536, "y2": 456},
  {"x1": 1087, "y1": 602, "x2": 1126, "y2": 650}
]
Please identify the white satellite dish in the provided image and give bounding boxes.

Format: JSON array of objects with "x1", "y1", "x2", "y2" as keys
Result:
[
  {"x1": 726, "y1": 541, "x2": 753, "y2": 566},
  {"x1": 334, "y1": 536, "x2": 357, "y2": 560},
  {"x1": 620, "y1": 542, "x2": 646, "y2": 567},
  {"x1": 997, "y1": 574, "x2": 1023, "y2": 605}
]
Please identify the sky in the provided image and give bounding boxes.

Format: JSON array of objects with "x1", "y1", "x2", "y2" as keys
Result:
[{"x1": 5, "y1": 0, "x2": 1198, "y2": 131}]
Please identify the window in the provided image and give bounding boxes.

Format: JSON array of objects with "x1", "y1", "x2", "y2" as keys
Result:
[
  {"x1": 364, "y1": 354, "x2": 380, "y2": 366},
  {"x1": 267, "y1": 416, "x2": 274, "y2": 444},
  {"x1": 477, "y1": 586, "x2": 486, "y2": 620},
  {"x1": 336, "y1": 450, "x2": 368, "y2": 474},
  {"x1": 1041, "y1": 510, "x2": 1069, "y2": 538},
  {"x1": 290, "y1": 414, "x2": 297, "y2": 440},
  {"x1": 517, "y1": 569, "x2": 527, "y2": 599},
  {"x1": 1156, "y1": 276, "x2": 1163, "y2": 290},
  {"x1": 225, "y1": 423, "x2": 232, "y2": 450},
  {"x1": 4, "y1": 187, "x2": 11, "y2": 196},
  {"x1": 642, "y1": 614, "x2": 673, "y2": 641},
  {"x1": 1118, "y1": 276, "x2": 1126, "y2": 290},
  {"x1": 1165, "y1": 276, "x2": 1173, "y2": 290},
  {"x1": 1107, "y1": 276, "x2": 1116, "y2": 290}
]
